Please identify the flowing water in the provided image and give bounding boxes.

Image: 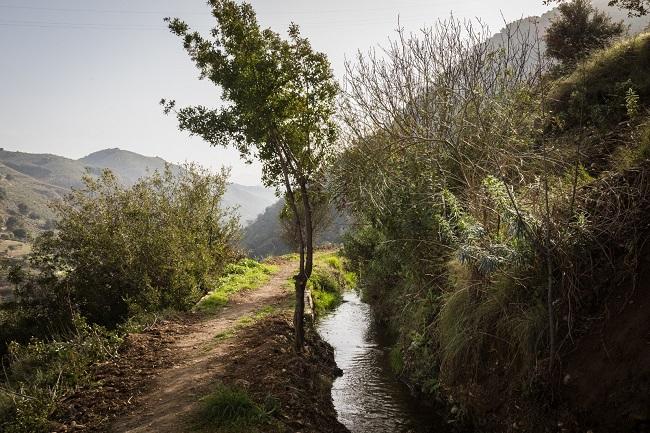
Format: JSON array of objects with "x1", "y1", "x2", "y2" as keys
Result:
[{"x1": 317, "y1": 291, "x2": 453, "y2": 433}]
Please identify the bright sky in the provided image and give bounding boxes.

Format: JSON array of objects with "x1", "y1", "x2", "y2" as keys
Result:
[{"x1": 0, "y1": 0, "x2": 552, "y2": 185}]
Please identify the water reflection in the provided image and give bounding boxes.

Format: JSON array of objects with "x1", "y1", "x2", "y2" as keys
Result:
[{"x1": 317, "y1": 291, "x2": 451, "y2": 433}]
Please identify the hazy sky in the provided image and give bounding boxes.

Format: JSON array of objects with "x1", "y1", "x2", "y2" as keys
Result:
[{"x1": 0, "y1": 0, "x2": 552, "y2": 185}]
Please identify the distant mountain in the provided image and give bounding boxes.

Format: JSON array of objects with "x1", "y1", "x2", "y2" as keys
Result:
[
  {"x1": 242, "y1": 198, "x2": 352, "y2": 258},
  {"x1": 0, "y1": 148, "x2": 276, "y2": 238},
  {"x1": 79, "y1": 148, "x2": 171, "y2": 186}
]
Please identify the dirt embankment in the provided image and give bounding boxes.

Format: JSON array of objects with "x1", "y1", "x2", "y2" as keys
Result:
[
  {"x1": 558, "y1": 254, "x2": 650, "y2": 433},
  {"x1": 54, "y1": 258, "x2": 347, "y2": 433}
]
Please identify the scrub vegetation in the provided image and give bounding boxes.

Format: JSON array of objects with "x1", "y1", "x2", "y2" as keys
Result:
[
  {"x1": 334, "y1": 5, "x2": 650, "y2": 431},
  {"x1": 3, "y1": 1, "x2": 650, "y2": 432}
]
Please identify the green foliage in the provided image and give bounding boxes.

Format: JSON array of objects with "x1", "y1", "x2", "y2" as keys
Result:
[
  {"x1": 0, "y1": 316, "x2": 122, "y2": 433},
  {"x1": 309, "y1": 288, "x2": 341, "y2": 314},
  {"x1": 163, "y1": 2, "x2": 338, "y2": 190},
  {"x1": 544, "y1": 0, "x2": 625, "y2": 70},
  {"x1": 305, "y1": 251, "x2": 356, "y2": 313},
  {"x1": 28, "y1": 164, "x2": 239, "y2": 326},
  {"x1": 195, "y1": 259, "x2": 277, "y2": 312},
  {"x1": 551, "y1": 32, "x2": 650, "y2": 127},
  {"x1": 436, "y1": 268, "x2": 547, "y2": 385},
  {"x1": 194, "y1": 385, "x2": 270, "y2": 432}
]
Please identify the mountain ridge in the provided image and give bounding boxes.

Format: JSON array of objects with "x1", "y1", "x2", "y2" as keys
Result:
[{"x1": 0, "y1": 148, "x2": 276, "y2": 237}]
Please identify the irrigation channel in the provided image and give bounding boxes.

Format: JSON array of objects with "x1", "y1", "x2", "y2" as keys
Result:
[{"x1": 317, "y1": 291, "x2": 455, "y2": 433}]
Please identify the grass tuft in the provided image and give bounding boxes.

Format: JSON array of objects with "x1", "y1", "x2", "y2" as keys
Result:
[
  {"x1": 436, "y1": 267, "x2": 547, "y2": 385},
  {"x1": 194, "y1": 384, "x2": 268, "y2": 432}
]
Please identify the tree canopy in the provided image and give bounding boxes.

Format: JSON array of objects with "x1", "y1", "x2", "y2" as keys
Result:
[{"x1": 545, "y1": 0, "x2": 625, "y2": 69}]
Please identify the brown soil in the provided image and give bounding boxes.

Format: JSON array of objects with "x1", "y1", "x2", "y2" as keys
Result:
[
  {"x1": 559, "y1": 255, "x2": 650, "y2": 433},
  {"x1": 54, "y1": 258, "x2": 347, "y2": 433},
  {"x1": 219, "y1": 315, "x2": 348, "y2": 433}
]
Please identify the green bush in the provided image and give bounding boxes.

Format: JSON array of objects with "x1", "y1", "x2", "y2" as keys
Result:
[{"x1": 26, "y1": 164, "x2": 240, "y2": 326}]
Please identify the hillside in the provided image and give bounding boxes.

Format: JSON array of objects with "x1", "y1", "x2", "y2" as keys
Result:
[
  {"x1": 242, "y1": 198, "x2": 352, "y2": 258},
  {"x1": 489, "y1": 0, "x2": 650, "y2": 56},
  {"x1": 0, "y1": 148, "x2": 276, "y2": 241}
]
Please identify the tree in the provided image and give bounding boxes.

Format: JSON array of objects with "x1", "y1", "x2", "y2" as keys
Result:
[
  {"x1": 163, "y1": 0, "x2": 338, "y2": 349},
  {"x1": 544, "y1": 0, "x2": 625, "y2": 69},
  {"x1": 30, "y1": 165, "x2": 239, "y2": 325}
]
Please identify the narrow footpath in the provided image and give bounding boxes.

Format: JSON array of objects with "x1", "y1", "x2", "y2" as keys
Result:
[{"x1": 110, "y1": 260, "x2": 297, "y2": 432}]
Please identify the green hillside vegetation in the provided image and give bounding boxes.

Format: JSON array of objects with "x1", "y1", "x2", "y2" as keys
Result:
[{"x1": 336, "y1": 19, "x2": 650, "y2": 432}]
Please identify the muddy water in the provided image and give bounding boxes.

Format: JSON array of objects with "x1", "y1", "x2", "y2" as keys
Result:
[{"x1": 317, "y1": 291, "x2": 452, "y2": 433}]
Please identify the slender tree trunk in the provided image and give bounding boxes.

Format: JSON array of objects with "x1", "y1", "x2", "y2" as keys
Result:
[
  {"x1": 274, "y1": 141, "x2": 307, "y2": 350},
  {"x1": 294, "y1": 243, "x2": 306, "y2": 350},
  {"x1": 292, "y1": 180, "x2": 314, "y2": 351},
  {"x1": 300, "y1": 181, "x2": 314, "y2": 279}
]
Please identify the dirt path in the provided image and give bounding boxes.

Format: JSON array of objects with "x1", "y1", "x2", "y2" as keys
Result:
[{"x1": 110, "y1": 259, "x2": 296, "y2": 433}]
